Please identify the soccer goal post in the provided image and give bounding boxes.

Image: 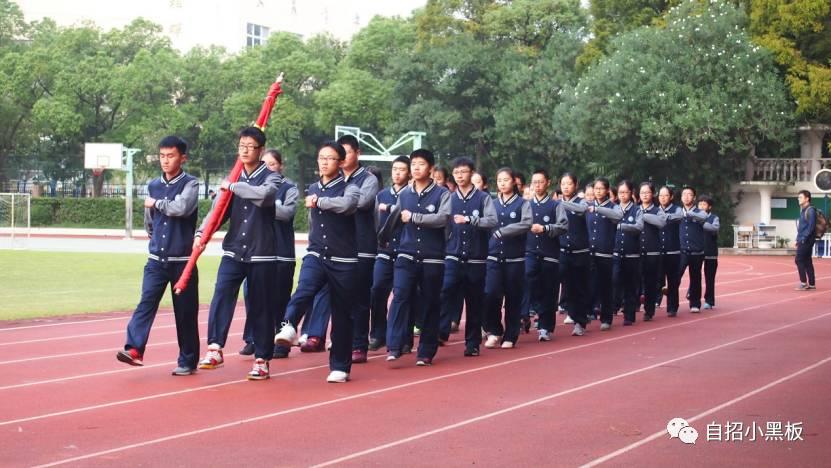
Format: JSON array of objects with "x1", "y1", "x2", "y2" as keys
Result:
[{"x1": 0, "y1": 193, "x2": 31, "y2": 249}]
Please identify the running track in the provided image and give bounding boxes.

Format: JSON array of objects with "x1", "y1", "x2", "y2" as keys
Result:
[{"x1": 0, "y1": 256, "x2": 828, "y2": 467}]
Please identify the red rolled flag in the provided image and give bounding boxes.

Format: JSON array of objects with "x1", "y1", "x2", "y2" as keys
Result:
[{"x1": 174, "y1": 73, "x2": 284, "y2": 294}]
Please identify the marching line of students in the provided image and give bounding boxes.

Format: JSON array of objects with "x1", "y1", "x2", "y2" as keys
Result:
[{"x1": 117, "y1": 134, "x2": 728, "y2": 382}]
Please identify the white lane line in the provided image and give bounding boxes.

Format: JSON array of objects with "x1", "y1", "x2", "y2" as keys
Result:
[
  {"x1": 0, "y1": 312, "x2": 235, "y2": 347},
  {"x1": 32, "y1": 301, "x2": 831, "y2": 467},
  {"x1": 1, "y1": 277, "x2": 825, "y2": 392},
  {"x1": 0, "y1": 313, "x2": 168, "y2": 331},
  {"x1": 581, "y1": 355, "x2": 831, "y2": 467},
  {"x1": 0, "y1": 340, "x2": 464, "y2": 427},
  {"x1": 310, "y1": 313, "x2": 831, "y2": 467}
]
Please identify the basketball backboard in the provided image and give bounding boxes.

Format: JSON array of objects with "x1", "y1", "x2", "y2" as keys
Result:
[{"x1": 84, "y1": 143, "x2": 124, "y2": 170}]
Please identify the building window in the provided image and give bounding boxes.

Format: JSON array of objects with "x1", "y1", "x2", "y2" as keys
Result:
[{"x1": 246, "y1": 23, "x2": 269, "y2": 47}]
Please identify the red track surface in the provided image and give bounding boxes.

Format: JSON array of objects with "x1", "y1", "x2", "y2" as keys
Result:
[{"x1": 1, "y1": 256, "x2": 829, "y2": 467}]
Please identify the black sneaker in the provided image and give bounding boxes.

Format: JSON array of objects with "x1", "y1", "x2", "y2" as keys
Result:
[
  {"x1": 464, "y1": 345, "x2": 480, "y2": 357},
  {"x1": 368, "y1": 338, "x2": 385, "y2": 351},
  {"x1": 401, "y1": 343, "x2": 413, "y2": 354},
  {"x1": 239, "y1": 343, "x2": 255, "y2": 356},
  {"x1": 272, "y1": 345, "x2": 289, "y2": 359}
]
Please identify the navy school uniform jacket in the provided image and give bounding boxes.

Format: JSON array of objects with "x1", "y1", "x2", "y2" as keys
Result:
[
  {"x1": 640, "y1": 203, "x2": 667, "y2": 255},
  {"x1": 396, "y1": 180, "x2": 451, "y2": 261},
  {"x1": 489, "y1": 193, "x2": 532, "y2": 260},
  {"x1": 526, "y1": 194, "x2": 569, "y2": 259},
  {"x1": 307, "y1": 175, "x2": 361, "y2": 261},
  {"x1": 375, "y1": 185, "x2": 406, "y2": 258},
  {"x1": 615, "y1": 201, "x2": 643, "y2": 257},
  {"x1": 445, "y1": 186, "x2": 498, "y2": 261},
  {"x1": 273, "y1": 177, "x2": 298, "y2": 262},
  {"x1": 560, "y1": 196, "x2": 591, "y2": 253},
  {"x1": 680, "y1": 205, "x2": 709, "y2": 254},
  {"x1": 197, "y1": 162, "x2": 281, "y2": 262},
  {"x1": 703, "y1": 212, "x2": 720, "y2": 259},
  {"x1": 797, "y1": 206, "x2": 817, "y2": 244},
  {"x1": 344, "y1": 165, "x2": 380, "y2": 260},
  {"x1": 658, "y1": 203, "x2": 684, "y2": 254},
  {"x1": 145, "y1": 171, "x2": 199, "y2": 262},
  {"x1": 586, "y1": 198, "x2": 624, "y2": 256}
]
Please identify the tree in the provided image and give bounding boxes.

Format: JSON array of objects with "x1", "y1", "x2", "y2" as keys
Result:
[
  {"x1": 557, "y1": 0, "x2": 795, "y2": 230},
  {"x1": 576, "y1": 0, "x2": 673, "y2": 70},
  {"x1": 749, "y1": 0, "x2": 831, "y2": 123}
]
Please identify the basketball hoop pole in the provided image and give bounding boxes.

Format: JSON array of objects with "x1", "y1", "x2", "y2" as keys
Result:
[{"x1": 123, "y1": 148, "x2": 140, "y2": 239}]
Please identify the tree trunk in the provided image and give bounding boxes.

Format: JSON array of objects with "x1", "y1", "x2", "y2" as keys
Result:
[{"x1": 92, "y1": 170, "x2": 105, "y2": 197}]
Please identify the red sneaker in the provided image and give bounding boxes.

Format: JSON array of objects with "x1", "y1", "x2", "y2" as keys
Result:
[
  {"x1": 116, "y1": 348, "x2": 143, "y2": 366},
  {"x1": 351, "y1": 349, "x2": 368, "y2": 363},
  {"x1": 300, "y1": 336, "x2": 325, "y2": 353},
  {"x1": 246, "y1": 358, "x2": 269, "y2": 380}
]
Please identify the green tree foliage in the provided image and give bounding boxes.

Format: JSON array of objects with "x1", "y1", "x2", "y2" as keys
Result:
[
  {"x1": 557, "y1": 0, "x2": 794, "y2": 231},
  {"x1": 749, "y1": 0, "x2": 831, "y2": 122}
]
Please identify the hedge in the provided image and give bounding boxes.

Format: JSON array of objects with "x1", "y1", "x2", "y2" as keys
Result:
[{"x1": 29, "y1": 197, "x2": 309, "y2": 232}]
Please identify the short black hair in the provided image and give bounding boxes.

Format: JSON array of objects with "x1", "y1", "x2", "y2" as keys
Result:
[
  {"x1": 392, "y1": 155, "x2": 411, "y2": 168},
  {"x1": 560, "y1": 172, "x2": 579, "y2": 187},
  {"x1": 433, "y1": 166, "x2": 449, "y2": 177},
  {"x1": 798, "y1": 189, "x2": 812, "y2": 200},
  {"x1": 496, "y1": 166, "x2": 519, "y2": 194},
  {"x1": 532, "y1": 168, "x2": 549, "y2": 180},
  {"x1": 682, "y1": 185, "x2": 697, "y2": 197},
  {"x1": 514, "y1": 172, "x2": 526, "y2": 185},
  {"x1": 659, "y1": 185, "x2": 675, "y2": 198},
  {"x1": 410, "y1": 148, "x2": 435, "y2": 167},
  {"x1": 319, "y1": 140, "x2": 346, "y2": 160},
  {"x1": 452, "y1": 157, "x2": 476, "y2": 172},
  {"x1": 593, "y1": 177, "x2": 610, "y2": 190},
  {"x1": 336, "y1": 134, "x2": 360, "y2": 152},
  {"x1": 159, "y1": 136, "x2": 187, "y2": 155},
  {"x1": 239, "y1": 127, "x2": 266, "y2": 147},
  {"x1": 698, "y1": 194, "x2": 714, "y2": 206},
  {"x1": 618, "y1": 179, "x2": 635, "y2": 193},
  {"x1": 639, "y1": 181, "x2": 655, "y2": 194},
  {"x1": 262, "y1": 148, "x2": 283, "y2": 164}
]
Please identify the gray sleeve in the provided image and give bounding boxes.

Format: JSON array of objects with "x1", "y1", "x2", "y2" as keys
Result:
[
  {"x1": 274, "y1": 186, "x2": 298, "y2": 222},
  {"x1": 620, "y1": 210, "x2": 644, "y2": 233},
  {"x1": 153, "y1": 179, "x2": 199, "y2": 217},
  {"x1": 495, "y1": 201, "x2": 532, "y2": 238},
  {"x1": 144, "y1": 208, "x2": 153, "y2": 235},
  {"x1": 665, "y1": 207, "x2": 684, "y2": 224},
  {"x1": 704, "y1": 215, "x2": 721, "y2": 233},
  {"x1": 412, "y1": 191, "x2": 451, "y2": 228},
  {"x1": 196, "y1": 195, "x2": 220, "y2": 236},
  {"x1": 317, "y1": 184, "x2": 360, "y2": 214},
  {"x1": 471, "y1": 195, "x2": 498, "y2": 229},
  {"x1": 357, "y1": 173, "x2": 380, "y2": 211},
  {"x1": 545, "y1": 202, "x2": 569, "y2": 237},
  {"x1": 230, "y1": 172, "x2": 280, "y2": 208},
  {"x1": 596, "y1": 204, "x2": 624, "y2": 223},
  {"x1": 686, "y1": 209, "x2": 709, "y2": 224},
  {"x1": 561, "y1": 199, "x2": 587, "y2": 215},
  {"x1": 643, "y1": 211, "x2": 667, "y2": 229}
]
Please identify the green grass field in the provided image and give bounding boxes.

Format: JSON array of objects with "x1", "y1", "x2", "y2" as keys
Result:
[{"x1": 0, "y1": 251, "x2": 224, "y2": 320}]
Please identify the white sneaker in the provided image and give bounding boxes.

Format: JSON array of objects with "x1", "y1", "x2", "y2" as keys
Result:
[
  {"x1": 703, "y1": 303, "x2": 713, "y2": 310},
  {"x1": 572, "y1": 324, "x2": 584, "y2": 336},
  {"x1": 246, "y1": 358, "x2": 269, "y2": 380},
  {"x1": 198, "y1": 343, "x2": 224, "y2": 369},
  {"x1": 484, "y1": 334, "x2": 500, "y2": 349},
  {"x1": 538, "y1": 329, "x2": 551, "y2": 342},
  {"x1": 599, "y1": 323, "x2": 611, "y2": 331},
  {"x1": 500, "y1": 341, "x2": 515, "y2": 349},
  {"x1": 326, "y1": 370, "x2": 350, "y2": 383},
  {"x1": 563, "y1": 315, "x2": 574, "y2": 324},
  {"x1": 274, "y1": 322, "x2": 299, "y2": 347},
  {"x1": 690, "y1": 307, "x2": 701, "y2": 313}
]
